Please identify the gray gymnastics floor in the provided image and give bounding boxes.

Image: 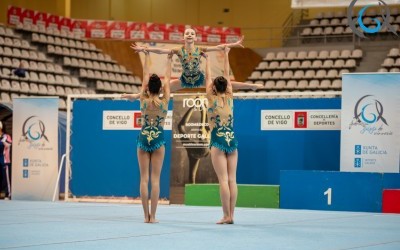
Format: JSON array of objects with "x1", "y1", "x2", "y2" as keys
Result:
[{"x1": 0, "y1": 201, "x2": 399, "y2": 250}]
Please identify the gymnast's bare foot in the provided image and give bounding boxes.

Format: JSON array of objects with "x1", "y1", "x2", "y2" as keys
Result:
[
  {"x1": 149, "y1": 217, "x2": 159, "y2": 223},
  {"x1": 216, "y1": 217, "x2": 233, "y2": 224},
  {"x1": 144, "y1": 214, "x2": 150, "y2": 223}
]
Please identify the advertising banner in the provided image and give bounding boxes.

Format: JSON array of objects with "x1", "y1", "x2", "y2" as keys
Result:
[
  {"x1": 21, "y1": 9, "x2": 34, "y2": 26},
  {"x1": 222, "y1": 27, "x2": 241, "y2": 43},
  {"x1": 170, "y1": 95, "x2": 216, "y2": 187},
  {"x1": 126, "y1": 22, "x2": 147, "y2": 40},
  {"x1": 46, "y1": 14, "x2": 60, "y2": 30},
  {"x1": 34, "y1": 11, "x2": 48, "y2": 28},
  {"x1": 12, "y1": 98, "x2": 59, "y2": 200},
  {"x1": 147, "y1": 23, "x2": 166, "y2": 41},
  {"x1": 192, "y1": 25, "x2": 205, "y2": 42},
  {"x1": 102, "y1": 110, "x2": 172, "y2": 130},
  {"x1": 166, "y1": 24, "x2": 184, "y2": 42},
  {"x1": 59, "y1": 17, "x2": 72, "y2": 32},
  {"x1": 71, "y1": 100, "x2": 172, "y2": 199},
  {"x1": 107, "y1": 21, "x2": 127, "y2": 39},
  {"x1": 87, "y1": 20, "x2": 108, "y2": 38},
  {"x1": 7, "y1": 6, "x2": 241, "y2": 43},
  {"x1": 7, "y1": 6, "x2": 22, "y2": 25},
  {"x1": 340, "y1": 73, "x2": 400, "y2": 173},
  {"x1": 204, "y1": 26, "x2": 222, "y2": 43},
  {"x1": 71, "y1": 20, "x2": 87, "y2": 38},
  {"x1": 261, "y1": 110, "x2": 341, "y2": 130}
]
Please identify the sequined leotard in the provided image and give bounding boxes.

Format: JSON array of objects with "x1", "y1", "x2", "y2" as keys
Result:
[
  {"x1": 176, "y1": 46, "x2": 206, "y2": 88},
  {"x1": 137, "y1": 91, "x2": 168, "y2": 152},
  {"x1": 206, "y1": 88, "x2": 238, "y2": 153}
]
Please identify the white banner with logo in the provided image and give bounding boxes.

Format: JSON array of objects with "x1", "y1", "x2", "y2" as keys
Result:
[
  {"x1": 261, "y1": 110, "x2": 341, "y2": 130},
  {"x1": 12, "y1": 97, "x2": 59, "y2": 200},
  {"x1": 102, "y1": 110, "x2": 172, "y2": 130},
  {"x1": 340, "y1": 73, "x2": 400, "y2": 173}
]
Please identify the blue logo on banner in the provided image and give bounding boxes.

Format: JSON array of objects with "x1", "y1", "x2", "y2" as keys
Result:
[
  {"x1": 21, "y1": 116, "x2": 49, "y2": 142},
  {"x1": 23, "y1": 158, "x2": 29, "y2": 167},
  {"x1": 354, "y1": 158, "x2": 362, "y2": 168},
  {"x1": 350, "y1": 95, "x2": 389, "y2": 131},
  {"x1": 355, "y1": 145, "x2": 362, "y2": 155},
  {"x1": 347, "y1": 0, "x2": 398, "y2": 38},
  {"x1": 23, "y1": 170, "x2": 29, "y2": 178}
]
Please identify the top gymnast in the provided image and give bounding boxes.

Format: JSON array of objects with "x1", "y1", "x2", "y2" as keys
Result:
[{"x1": 130, "y1": 27, "x2": 255, "y2": 91}]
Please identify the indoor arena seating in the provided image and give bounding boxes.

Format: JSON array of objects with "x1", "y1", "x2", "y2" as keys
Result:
[
  {"x1": 0, "y1": 23, "x2": 142, "y2": 109},
  {"x1": 300, "y1": 8, "x2": 400, "y2": 42},
  {"x1": 245, "y1": 47, "x2": 362, "y2": 95},
  {"x1": 379, "y1": 46, "x2": 400, "y2": 72},
  {"x1": 0, "y1": 24, "x2": 87, "y2": 109},
  {"x1": 15, "y1": 23, "x2": 141, "y2": 95}
]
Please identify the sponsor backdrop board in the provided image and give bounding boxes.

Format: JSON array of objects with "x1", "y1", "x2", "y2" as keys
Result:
[
  {"x1": 171, "y1": 96, "x2": 341, "y2": 189},
  {"x1": 171, "y1": 95, "x2": 216, "y2": 189},
  {"x1": 12, "y1": 97, "x2": 59, "y2": 201},
  {"x1": 8, "y1": 6, "x2": 241, "y2": 42},
  {"x1": 70, "y1": 100, "x2": 173, "y2": 198},
  {"x1": 69, "y1": 98, "x2": 340, "y2": 199},
  {"x1": 341, "y1": 73, "x2": 400, "y2": 173}
]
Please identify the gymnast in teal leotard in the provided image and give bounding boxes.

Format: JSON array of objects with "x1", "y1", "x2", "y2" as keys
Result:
[
  {"x1": 177, "y1": 45, "x2": 205, "y2": 88},
  {"x1": 121, "y1": 51, "x2": 172, "y2": 224},
  {"x1": 203, "y1": 47, "x2": 238, "y2": 225},
  {"x1": 130, "y1": 28, "x2": 261, "y2": 91}
]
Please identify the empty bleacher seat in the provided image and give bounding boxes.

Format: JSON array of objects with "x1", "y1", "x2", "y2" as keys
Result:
[
  {"x1": 293, "y1": 70, "x2": 305, "y2": 79},
  {"x1": 271, "y1": 71, "x2": 283, "y2": 80},
  {"x1": 56, "y1": 86, "x2": 66, "y2": 96},
  {"x1": 281, "y1": 70, "x2": 293, "y2": 79},
  {"x1": 0, "y1": 93, "x2": 11, "y2": 102},
  {"x1": 320, "y1": 79, "x2": 331, "y2": 89},
  {"x1": 326, "y1": 69, "x2": 338, "y2": 79},
  {"x1": 311, "y1": 60, "x2": 323, "y2": 68},
  {"x1": 279, "y1": 61, "x2": 290, "y2": 69},
  {"x1": 274, "y1": 80, "x2": 286, "y2": 89},
  {"x1": 285, "y1": 80, "x2": 297, "y2": 89},
  {"x1": 300, "y1": 60, "x2": 312, "y2": 69},
  {"x1": 286, "y1": 51, "x2": 297, "y2": 60},
  {"x1": 332, "y1": 79, "x2": 342, "y2": 89},
  {"x1": 1, "y1": 79, "x2": 11, "y2": 91},
  {"x1": 268, "y1": 61, "x2": 279, "y2": 69},
  {"x1": 260, "y1": 71, "x2": 272, "y2": 80},
  {"x1": 249, "y1": 71, "x2": 261, "y2": 80},
  {"x1": 20, "y1": 82, "x2": 30, "y2": 93},
  {"x1": 38, "y1": 84, "x2": 48, "y2": 94},
  {"x1": 304, "y1": 70, "x2": 315, "y2": 79},
  {"x1": 297, "y1": 80, "x2": 308, "y2": 89},
  {"x1": 47, "y1": 85, "x2": 56, "y2": 95},
  {"x1": 345, "y1": 59, "x2": 356, "y2": 68},
  {"x1": 288, "y1": 61, "x2": 300, "y2": 69},
  {"x1": 309, "y1": 79, "x2": 320, "y2": 89},
  {"x1": 301, "y1": 28, "x2": 312, "y2": 36},
  {"x1": 307, "y1": 50, "x2": 318, "y2": 59},
  {"x1": 264, "y1": 80, "x2": 275, "y2": 89},
  {"x1": 315, "y1": 69, "x2": 327, "y2": 78},
  {"x1": 333, "y1": 59, "x2": 345, "y2": 68},
  {"x1": 333, "y1": 26, "x2": 344, "y2": 35}
]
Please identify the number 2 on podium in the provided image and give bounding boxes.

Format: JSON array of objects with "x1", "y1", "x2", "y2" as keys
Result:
[{"x1": 324, "y1": 188, "x2": 332, "y2": 205}]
